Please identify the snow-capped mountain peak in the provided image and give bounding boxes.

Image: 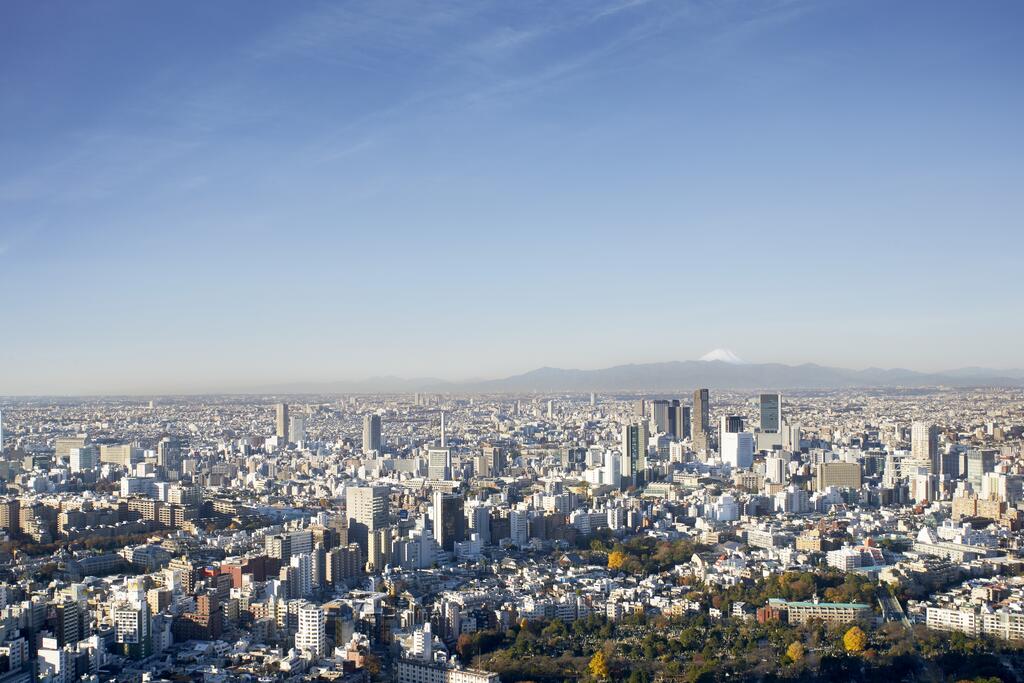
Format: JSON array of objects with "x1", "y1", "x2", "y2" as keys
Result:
[{"x1": 699, "y1": 349, "x2": 745, "y2": 364}]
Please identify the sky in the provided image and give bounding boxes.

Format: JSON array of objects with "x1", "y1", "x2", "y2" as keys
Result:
[{"x1": 1, "y1": 0, "x2": 1022, "y2": 394}]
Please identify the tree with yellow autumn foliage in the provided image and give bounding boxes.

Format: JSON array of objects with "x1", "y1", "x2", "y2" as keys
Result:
[
  {"x1": 607, "y1": 550, "x2": 626, "y2": 570},
  {"x1": 588, "y1": 651, "x2": 610, "y2": 680},
  {"x1": 843, "y1": 625, "x2": 868, "y2": 653},
  {"x1": 785, "y1": 641, "x2": 804, "y2": 662}
]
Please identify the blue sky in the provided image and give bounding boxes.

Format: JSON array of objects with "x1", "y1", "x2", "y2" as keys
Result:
[{"x1": 1, "y1": 0, "x2": 1022, "y2": 394}]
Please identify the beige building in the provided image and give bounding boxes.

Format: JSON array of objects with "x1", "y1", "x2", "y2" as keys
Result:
[{"x1": 815, "y1": 462, "x2": 862, "y2": 490}]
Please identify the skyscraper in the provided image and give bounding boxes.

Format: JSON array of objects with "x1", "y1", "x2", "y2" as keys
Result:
[
  {"x1": 678, "y1": 405, "x2": 691, "y2": 439},
  {"x1": 347, "y1": 485, "x2": 389, "y2": 554},
  {"x1": 651, "y1": 400, "x2": 671, "y2": 434},
  {"x1": 759, "y1": 393, "x2": 781, "y2": 433},
  {"x1": 967, "y1": 448, "x2": 997, "y2": 490},
  {"x1": 620, "y1": 422, "x2": 649, "y2": 487},
  {"x1": 289, "y1": 415, "x2": 306, "y2": 444},
  {"x1": 692, "y1": 389, "x2": 710, "y2": 451},
  {"x1": 765, "y1": 455, "x2": 787, "y2": 484},
  {"x1": 275, "y1": 403, "x2": 289, "y2": 442},
  {"x1": 433, "y1": 491, "x2": 466, "y2": 552},
  {"x1": 427, "y1": 447, "x2": 452, "y2": 480},
  {"x1": 720, "y1": 415, "x2": 744, "y2": 435},
  {"x1": 720, "y1": 432, "x2": 754, "y2": 469},
  {"x1": 911, "y1": 422, "x2": 938, "y2": 472},
  {"x1": 362, "y1": 414, "x2": 382, "y2": 453}
]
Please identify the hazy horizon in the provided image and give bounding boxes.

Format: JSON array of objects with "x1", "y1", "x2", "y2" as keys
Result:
[
  {"x1": 2, "y1": 0, "x2": 1022, "y2": 395},
  {"x1": 3, "y1": 351, "x2": 1024, "y2": 397}
]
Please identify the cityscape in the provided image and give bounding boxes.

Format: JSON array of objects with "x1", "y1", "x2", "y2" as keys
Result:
[
  {"x1": 2, "y1": 384, "x2": 1024, "y2": 682},
  {"x1": 3, "y1": 1, "x2": 1024, "y2": 683}
]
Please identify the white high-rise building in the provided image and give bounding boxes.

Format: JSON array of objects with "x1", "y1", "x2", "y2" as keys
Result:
[
  {"x1": 410, "y1": 621, "x2": 433, "y2": 661},
  {"x1": 289, "y1": 553, "x2": 313, "y2": 598},
  {"x1": 294, "y1": 602, "x2": 325, "y2": 658},
  {"x1": 765, "y1": 455, "x2": 787, "y2": 484},
  {"x1": 721, "y1": 432, "x2": 754, "y2": 469},
  {"x1": 911, "y1": 422, "x2": 939, "y2": 472},
  {"x1": 69, "y1": 446, "x2": 99, "y2": 473},
  {"x1": 602, "y1": 451, "x2": 621, "y2": 488},
  {"x1": 510, "y1": 509, "x2": 529, "y2": 547}
]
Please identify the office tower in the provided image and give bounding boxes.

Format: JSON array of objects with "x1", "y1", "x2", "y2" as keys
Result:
[
  {"x1": 590, "y1": 392, "x2": 596, "y2": 407},
  {"x1": 294, "y1": 603, "x2": 326, "y2": 657},
  {"x1": 289, "y1": 415, "x2": 306, "y2": 444},
  {"x1": 0, "y1": 408, "x2": 3, "y2": 452},
  {"x1": 100, "y1": 444, "x2": 142, "y2": 468},
  {"x1": 427, "y1": 447, "x2": 452, "y2": 480},
  {"x1": 54, "y1": 436, "x2": 88, "y2": 463},
  {"x1": 483, "y1": 445, "x2": 505, "y2": 476},
  {"x1": 467, "y1": 504, "x2": 491, "y2": 545},
  {"x1": 275, "y1": 403, "x2": 289, "y2": 442},
  {"x1": 433, "y1": 491, "x2": 466, "y2": 552},
  {"x1": 652, "y1": 400, "x2": 678, "y2": 435},
  {"x1": 784, "y1": 423, "x2": 803, "y2": 452},
  {"x1": 620, "y1": 422, "x2": 649, "y2": 487},
  {"x1": 814, "y1": 462, "x2": 862, "y2": 490},
  {"x1": 666, "y1": 401, "x2": 685, "y2": 439},
  {"x1": 603, "y1": 450, "x2": 621, "y2": 488},
  {"x1": 509, "y1": 509, "x2": 529, "y2": 547},
  {"x1": 678, "y1": 406, "x2": 691, "y2": 439},
  {"x1": 935, "y1": 448, "x2": 959, "y2": 479},
  {"x1": 882, "y1": 453, "x2": 900, "y2": 488},
  {"x1": 911, "y1": 422, "x2": 938, "y2": 471},
  {"x1": 967, "y1": 449, "x2": 997, "y2": 490},
  {"x1": 720, "y1": 415, "x2": 744, "y2": 435},
  {"x1": 69, "y1": 446, "x2": 98, "y2": 473},
  {"x1": 759, "y1": 393, "x2": 781, "y2": 433},
  {"x1": 439, "y1": 411, "x2": 447, "y2": 447},
  {"x1": 362, "y1": 414, "x2": 382, "y2": 453},
  {"x1": 546, "y1": 400, "x2": 555, "y2": 419},
  {"x1": 692, "y1": 389, "x2": 710, "y2": 450},
  {"x1": 347, "y1": 486, "x2": 389, "y2": 554},
  {"x1": 720, "y1": 432, "x2": 754, "y2": 469},
  {"x1": 765, "y1": 455, "x2": 787, "y2": 484},
  {"x1": 156, "y1": 437, "x2": 181, "y2": 470}
]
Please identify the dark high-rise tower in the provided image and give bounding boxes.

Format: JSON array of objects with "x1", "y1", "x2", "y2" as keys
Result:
[
  {"x1": 362, "y1": 414, "x2": 382, "y2": 453},
  {"x1": 692, "y1": 389, "x2": 710, "y2": 450},
  {"x1": 433, "y1": 491, "x2": 466, "y2": 552},
  {"x1": 759, "y1": 393, "x2": 781, "y2": 433}
]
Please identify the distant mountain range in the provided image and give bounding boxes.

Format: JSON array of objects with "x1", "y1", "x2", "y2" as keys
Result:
[{"x1": 248, "y1": 360, "x2": 1024, "y2": 394}]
